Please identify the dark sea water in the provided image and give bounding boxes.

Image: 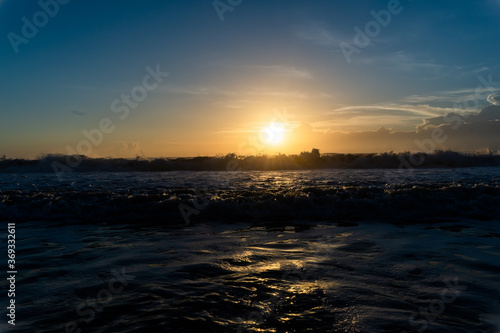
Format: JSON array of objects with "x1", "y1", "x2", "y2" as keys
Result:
[{"x1": 1, "y1": 168, "x2": 500, "y2": 332}]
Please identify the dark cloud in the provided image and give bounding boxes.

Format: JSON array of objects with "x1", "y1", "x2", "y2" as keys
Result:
[
  {"x1": 417, "y1": 105, "x2": 500, "y2": 130},
  {"x1": 293, "y1": 105, "x2": 500, "y2": 153}
]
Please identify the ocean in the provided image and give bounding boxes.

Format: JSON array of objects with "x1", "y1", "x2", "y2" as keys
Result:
[{"x1": 1, "y1": 167, "x2": 499, "y2": 332}]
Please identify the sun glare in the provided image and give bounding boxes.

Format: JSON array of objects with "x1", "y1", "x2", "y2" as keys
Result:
[{"x1": 261, "y1": 122, "x2": 286, "y2": 145}]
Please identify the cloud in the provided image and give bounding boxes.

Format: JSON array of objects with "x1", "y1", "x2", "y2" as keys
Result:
[
  {"x1": 311, "y1": 103, "x2": 460, "y2": 132},
  {"x1": 357, "y1": 51, "x2": 446, "y2": 74},
  {"x1": 376, "y1": 127, "x2": 393, "y2": 134},
  {"x1": 403, "y1": 88, "x2": 494, "y2": 105},
  {"x1": 417, "y1": 105, "x2": 500, "y2": 130},
  {"x1": 335, "y1": 104, "x2": 450, "y2": 117},
  {"x1": 163, "y1": 86, "x2": 236, "y2": 96},
  {"x1": 296, "y1": 103, "x2": 500, "y2": 153},
  {"x1": 296, "y1": 22, "x2": 395, "y2": 49},
  {"x1": 296, "y1": 23, "x2": 342, "y2": 47},
  {"x1": 216, "y1": 63, "x2": 313, "y2": 80},
  {"x1": 164, "y1": 85, "x2": 312, "y2": 100},
  {"x1": 487, "y1": 93, "x2": 500, "y2": 105},
  {"x1": 242, "y1": 65, "x2": 313, "y2": 79}
]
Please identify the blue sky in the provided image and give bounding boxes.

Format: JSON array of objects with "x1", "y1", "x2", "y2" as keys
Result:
[{"x1": 1, "y1": 0, "x2": 500, "y2": 157}]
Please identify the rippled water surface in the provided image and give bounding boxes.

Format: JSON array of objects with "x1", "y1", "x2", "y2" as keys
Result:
[
  {"x1": 0, "y1": 219, "x2": 498, "y2": 332},
  {"x1": 1, "y1": 169, "x2": 500, "y2": 332}
]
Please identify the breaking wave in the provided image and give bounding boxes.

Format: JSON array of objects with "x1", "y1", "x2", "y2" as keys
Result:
[{"x1": 2, "y1": 168, "x2": 499, "y2": 224}]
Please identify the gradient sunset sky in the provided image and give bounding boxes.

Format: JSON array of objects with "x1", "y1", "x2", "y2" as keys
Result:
[{"x1": 1, "y1": 0, "x2": 500, "y2": 158}]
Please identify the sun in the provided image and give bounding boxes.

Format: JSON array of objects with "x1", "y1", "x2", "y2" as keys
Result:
[{"x1": 261, "y1": 122, "x2": 286, "y2": 145}]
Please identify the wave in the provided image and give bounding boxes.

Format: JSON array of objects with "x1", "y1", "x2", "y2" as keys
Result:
[
  {"x1": 2, "y1": 182, "x2": 499, "y2": 224},
  {"x1": 1, "y1": 151, "x2": 500, "y2": 173}
]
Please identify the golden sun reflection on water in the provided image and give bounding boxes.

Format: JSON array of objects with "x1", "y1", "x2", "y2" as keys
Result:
[{"x1": 215, "y1": 228, "x2": 366, "y2": 333}]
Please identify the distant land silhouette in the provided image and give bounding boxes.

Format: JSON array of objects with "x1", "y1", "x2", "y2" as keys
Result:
[{"x1": 1, "y1": 150, "x2": 499, "y2": 173}]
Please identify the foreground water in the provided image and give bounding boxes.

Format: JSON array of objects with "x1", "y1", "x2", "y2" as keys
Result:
[{"x1": 1, "y1": 168, "x2": 500, "y2": 332}]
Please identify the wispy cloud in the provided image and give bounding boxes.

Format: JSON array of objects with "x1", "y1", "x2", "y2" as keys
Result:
[
  {"x1": 296, "y1": 23, "x2": 342, "y2": 47},
  {"x1": 402, "y1": 87, "x2": 500, "y2": 106},
  {"x1": 215, "y1": 63, "x2": 314, "y2": 80},
  {"x1": 334, "y1": 104, "x2": 454, "y2": 118},
  {"x1": 164, "y1": 85, "x2": 316, "y2": 100},
  {"x1": 163, "y1": 86, "x2": 236, "y2": 96},
  {"x1": 357, "y1": 51, "x2": 446, "y2": 74},
  {"x1": 296, "y1": 22, "x2": 397, "y2": 50},
  {"x1": 310, "y1": 103, "x2": 463, "y2": 132},
  {"x1": 488, "y1": 92, "x2": 500, "y2": 105},
  {"x1": 240, "y1": 65, "x2": 313, "y2": 79}
]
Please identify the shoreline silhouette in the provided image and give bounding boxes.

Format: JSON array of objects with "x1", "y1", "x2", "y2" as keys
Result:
[{"x1": 1, "y1": 149, "x2": 499, "y2": 173}]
